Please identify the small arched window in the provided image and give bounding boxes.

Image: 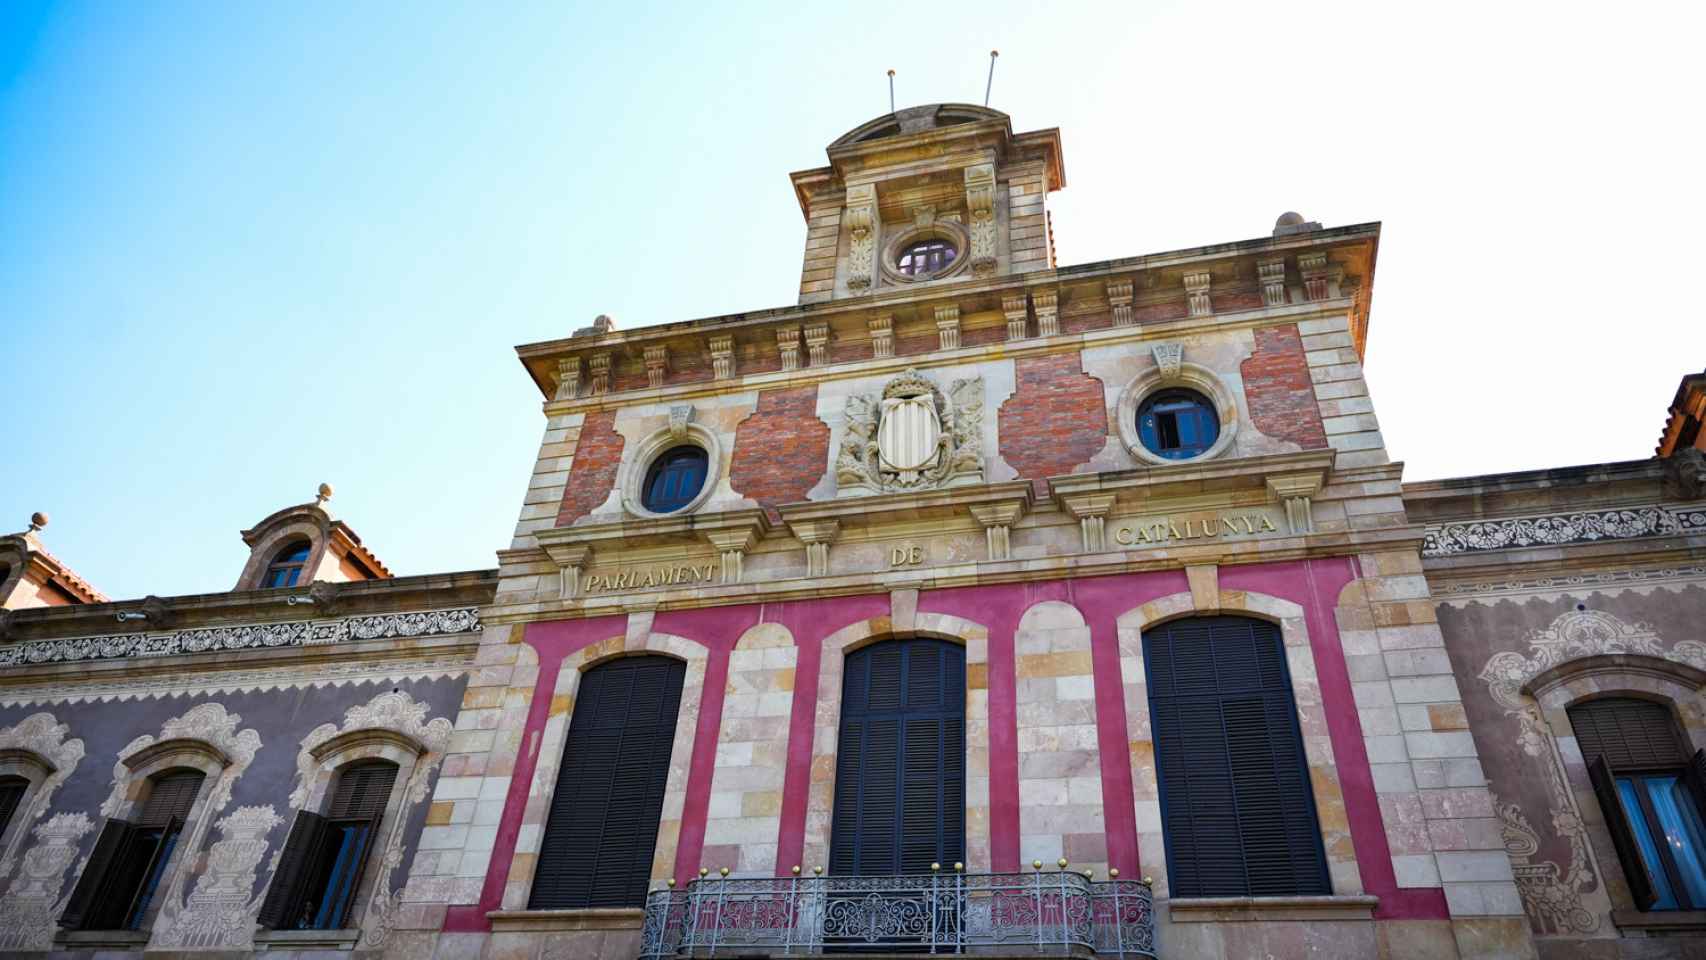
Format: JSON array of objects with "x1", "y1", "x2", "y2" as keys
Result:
[
  {"x1": 641, "y1": 446, "x2": 709, "y2": 514},
  {"x1": 1137, "y1": 389, "x2": 1220, "y2": 460},
  {"x1": 259, "y1": 759, "x2": 400, "y2": 931},
  {"x1": 262, "y1": 541, "x2": 311, "y2": 589},
  {"x1": 61, "y1": 768, "x2": 205, "y2": 931},
  {"x1": 896, "y1": 239, "x2": 957, "y2": 277}
]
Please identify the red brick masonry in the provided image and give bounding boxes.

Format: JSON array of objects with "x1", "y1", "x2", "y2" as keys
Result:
[
  {"x1": 1241, "y1": 323, "x2": 1329, "y2": 449},
  {"x1": 554, "y1": 410, "x2": 625, "y2": 525},
  {"x1": 999, "y1": 353, "x2": 1109, "y2": 493},
  {"x1": 730, "y1": 386, "x2": 831, "y2": 511}
]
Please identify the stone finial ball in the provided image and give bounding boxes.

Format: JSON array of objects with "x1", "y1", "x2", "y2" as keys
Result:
[
  {"x1": 30, "y1": 512, "x2": 48, "y2": 530},
  {"x1": 317, "y1": 482, "x2": 334, "y2": 500},
  {"x1": 1275, "y1": 211, "x2": 1306, "y2": 229}
]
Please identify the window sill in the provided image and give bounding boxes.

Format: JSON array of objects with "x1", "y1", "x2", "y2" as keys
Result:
[
  {"x1": 1167, "y1": 894, "x2": 1379, "y2": 922},
  {"x1": 252, "y1": 928, "x2": 362, "y2": 950},
  {"x1": 1612, "y1": 908, "x2": 1706, "y2": 932},
  {"x1": 486, "y1": 908, "x2": 646, "y2": 932},
  {"x1": 54, "y1": 929, "x2": 151, "y2": 949}
]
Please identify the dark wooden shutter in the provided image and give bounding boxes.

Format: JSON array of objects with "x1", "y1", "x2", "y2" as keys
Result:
[
  {"x1": 1570, "y1": 699, "x2": 1685, "y2": 770},
  {"x1": 1688, "y1": 749, "x2": 1706, "y2": 822},
  {"x1": 139, "y1": 771, "x2": 204, "y2": 825},
  {"x1": 258, "y1": 811, "x2": 328, "y2": 929},
  {"x1": 327, "y1": 762, "x2": 398, "y2": 820},
  {"x1": 1144, "y1": 616, "x2": 1330, "y2": 897},
  {"x1": 829, "y1": 639, "x2": 965, "y2": 876},
  {"x1": 59, "y1": 818, "x2": 132, "y2": 929},
  {"x1": 530, "y1": 655, "x2": 685, "y2": 909},
  {"x1": 1587, "y1": 754, "x2": 1657, "y2": 909},
  {"x1": 0, "y1": 776, "x2": 26, "y2": 840}
]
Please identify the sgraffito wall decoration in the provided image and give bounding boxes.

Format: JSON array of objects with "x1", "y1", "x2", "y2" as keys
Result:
[{"x1": 0, "y1": 812, "x2": 94, "y2": 949}]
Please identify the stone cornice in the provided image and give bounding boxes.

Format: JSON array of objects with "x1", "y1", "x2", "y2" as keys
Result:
[
  {"x1": 1048, "y1": 450, "x2": 1336, "y2": 511},
  {"x1": 776, "y1": 480, "x2": 1034, "y2": 534}
]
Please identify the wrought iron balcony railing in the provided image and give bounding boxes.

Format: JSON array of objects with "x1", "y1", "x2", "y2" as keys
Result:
[{"x1": 639, "y1": 866, "x2": 1157, "y2": 958}]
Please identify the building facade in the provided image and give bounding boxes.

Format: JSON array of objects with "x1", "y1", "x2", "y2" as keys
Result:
[{"x1": 0, "y1": 105, "x2": 1700, "y2": 960}]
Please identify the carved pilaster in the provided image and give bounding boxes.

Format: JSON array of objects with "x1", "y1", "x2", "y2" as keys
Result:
[
  {"x1": 964, "y1": 162, "x2": 998, "y2": 277},
  {"x1": 543, "y1": 544, "x2": 592, "y2": 599},
  {"x1": 1299, "y1": 252, "x2": 1329, "y2": 301},
  {"x1": 704, "y1": 528, "x2": 760, "y2": 584},
  {"x1": 554, "y1": 357, "x2": 582, "y2": 401},
  {"x1": 789, "y1": 520, "x2": 840, "y2": 578},
  {"x1": 844, "y1": 183, "x2": 878, "y2": 292},
  {"x1": 1257, "y1": 259, "x2": 1288, "y2": 307},
  {"x1": 708, "y1": 335, "x2": 735, "y2": 380},
  {"x1": 804, "y1": 322, "x2": 830, "y2": 366},
  {"x1": 777, "y1": 327, "x2": 802, "y2": 372},
  {"x1": 935, "y1": 305, "x2": 961, "y2": 351},
  {"x1": 1002, "y1": 294, "x2": 1029, "y2": 341},
  {"x1": 968, "y1": 500, "x2": 1026, "y2": 562},
  {"x1": 643, "y1": 345, "x2": 669, "y2": 388},
  {"x1": 1033, "y1": 290, "x2": 1060, "y2": 338},
  {"x1": 1060, "y1": 493, "x2": 1117, "y2": 553},
  {"x1": 869, "y1": 315, "x2": 894, "y2": 359},
  {"x1": 1152, "y1": 342, "x2": 1183, "y2": 378},
  {"x1": 1106, "y1": 279, "x2": 1134, "y2": 327},
  {"x1": 1184, "y1": 272, "x2": 1213, "y2": 317},
  {"x1": 589, "y1": 353, "x2": 612, "y2": 395},
  {"x1": 1266, "y1": 471, "x2": 1325, "y2": 535}
]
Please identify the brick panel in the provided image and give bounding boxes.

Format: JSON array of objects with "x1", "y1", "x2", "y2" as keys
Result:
[
  {"x1": 998, "y1": 353, "x2": 1108, "y2": 494},
  {"x1": 554, "y1": 410, "x2": 624, "y2": 525},
  {"x1": 1242, "y1": 324, "x2": 1329, "y2": 449},
  {"x1": 730, "y1": 386, "x2": 830, "y2": 512}
]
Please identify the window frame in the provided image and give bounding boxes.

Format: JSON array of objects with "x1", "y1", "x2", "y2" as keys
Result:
[
  {"x1": 259, "y1": 759, "x2": 400, "y2": 932},
  {"x1": 640, "y1": 445, "x2": 710, "y2": 515},
  {"x1": 1136, "y1": 388, "x2": 1222, "y2": 461},
  {"x1": 262, "y1": 540, "x2": 312, "y2": 589}
]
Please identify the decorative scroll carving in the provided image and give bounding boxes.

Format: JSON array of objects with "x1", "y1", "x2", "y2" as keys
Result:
[
  {"x1": 0, "y1": 713, "x2": 84, "y2": 885},
  {"x1": 804, "y1": 322, "x2": 830, "y2": 366},
  {"x1": 1151, "y1": 342, "x2": 1183, "y2": 379},
  {"x1": 868, "y1": 315, "x2": 894, "y2": 359},
  {"x1": 708, "y1": 335, "x2": 735, "y2": 380},
  {"x1": 935, "y1": 305, "x2": 961, "y2": 351},
  {"x1": 0, "y1": 812, "x2": 94, "y2": 949},
  {"x1": 1257, "y1": 259, "x2": 1287, "y2": 307},
  {"x1": 1002, "y1": 294, "x2": 1029, "y2": 341},
  {"x1": 777, "y1": 327, "x2": 802, "y2": 372},
  {"x1": 589, "y1": 353, "x2": 612, "y2": 395},
  {"x1": 964, "y1": 163, "x2": 997, "y2": 276},
  {"x1": 1422, "y1": 506, "x2": 1706, "y2": 557},
  {"x1": 154, "y1": 804, "x2": 283, "y2": 948},
  {"x1": 845, "y1": 184, "x2": 877, "y2": 292},
  {"x1": 1033, "y1": 291, "x2": 1059, "y2": 338},
  {"x1": 1, "y1": 655, "x2": 469, "y2": 709},
  {"x1": 1183, "y1": 272, "x2": 1212, "y2": 317},
  {"x1": 0, "y1": 607, "x2": 480, "y2": 668},
  {"x1": 1106, "y1": 280, "x2": 1134, "y2": 327},
  {"x1": 1299, "y1": 252, "x2": 1330, "y2": 301},
  {"x1": 644, "y1": 345, "x2": 670, "y2": 388},
  {"x1": 835, "y1": 370, "x2": 984, "y2": 496},
  {"x1": 1436, "y1": 565, "x2": 1706, "y2": 599}
]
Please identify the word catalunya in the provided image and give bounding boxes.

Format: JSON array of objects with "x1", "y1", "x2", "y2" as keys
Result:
[
  {"x1": 1114, "y1": 513, "x2": 1279, "y2": 545},
  {"x1": 584, "y1": 563, "x2": 718, "y2": 593}
]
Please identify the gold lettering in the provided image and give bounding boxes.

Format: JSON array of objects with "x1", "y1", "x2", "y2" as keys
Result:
[
  {"x1": 1166, "y1": 522, "x2": 1183, "y2": 540},
  {"x1": 1115, "y1": 527, "x2": 1133, "y2": 545},
  {"x1": 1201, "y1": 515, "x2": 1218, "y2": 537},
  {"x1": 909, "y1": 546, "x2": 923, "y2": 564},
  {"x1": 891, "y1": 547, "x2": 908, "y2": 567},
  {"x1": 1240, "y1": 516, "x2": 1257, "y2": 534},
  {"x1": 701, "y1": 564, "x2": 716, "y2": 581},
  {"x1": 1134, "y1": 524, "x2": 1152, "y2": 543},
  {"x1": 1222, "y1": 517, "x2": 1239, "y2": 534},
  {"x1": 1259, "y1": 515, "x2": 1278, "y2": 532}
]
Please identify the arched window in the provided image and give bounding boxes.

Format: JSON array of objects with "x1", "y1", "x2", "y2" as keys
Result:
[
  {"x1": 829, "y1": 638, "x2": 965, "y2": 876},
  {"x1": 531, "y1": 655, "x2": 686, "y2": 909},
  {"x1": 1144, "y1": 616, "x2": 1328, "y2": 896},
  {"x1": 1570, "y1": 698, "x2": 1706, "y2": 911},
  {"x1": 61, "y1": 769, "x2": 205, "y2": 931},
  {"x1": 0, "y1": 775, "x2": 26, "y2": 843},
  {"x1": 259, "y1": 759, "x2": 400, "y2": 930},
  {"x1": 1136, "y1": 389, "x2": 1220, "y2": 460},
  {"x1": 896, "y1": 239, "x2": 957, "y2": 277},
  {"x1": 262, "y1": 541, "x2": 311, "y2": 589},
  {"x1": 641, "y1": 446, "x2": 709, "y2": 514}
]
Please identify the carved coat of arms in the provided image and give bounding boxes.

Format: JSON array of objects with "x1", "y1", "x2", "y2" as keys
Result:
[{"x1": 836, "y1": 369, "x2": 983, "y2": 496}]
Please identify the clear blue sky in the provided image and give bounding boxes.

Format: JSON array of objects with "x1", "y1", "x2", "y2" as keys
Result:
[{"x1": 3, "y1": 0, "x2": 1700, "y2": 600}]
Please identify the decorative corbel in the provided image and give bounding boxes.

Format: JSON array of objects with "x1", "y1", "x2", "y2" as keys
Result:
[
  {"x1": 1184, "y1": 272, "x2": 1213, "y2": 317},
  {"x1": 668, "y1": 404, "x2": 694, "y2": 440},
  {"x1": 541, "y1": 543, "x2": 592, "y2": 599},
  {"x1": 1299, "y1": 252, "x2": 1330, "y2": 301},
  {"x1": 554, "y1": 357, "x2": 582, "y2": 401},
  {"x1": 964, "y1": 163, "x2": 998, "y2": 277},
  {"x1": 1266, "y1": 471, "x2": 1326, "y2": 535},
  {"x1": 644, "y1": 344, "x2": 670, "y2": 389},
  {"x1": 788, "y1": 519, "x2": 840, "y2": 578},
  {"x1": 589, "y1": 353, "x2": 612, "y2": 395},
  {"x1": 935, "y1": 305, "x2": 961, "y2": 351},
  {"x1": 804, "y1": 322, "x2": 830, "y2": 366},
  {"x1": 704, "y1": 528, "x2": 760, "y2": 584},
  {"x1": 1002, "y1": 294, "x2": 1029, "y2": 341},
  {"x1": 1257, "y1": 259, "x2": 1288, "y2": 307},
  {"x1": 967, "y1": 500, "x2": 1026, "y2": 561},
  {"x1": 869, "y1": 315, "x2": 894, "y2": 359},
  {"x1": 708, "y1": 335, "x2": 735, "y2": 380},
  {"x1": 1033, "y1": 290, "x2": 1060, "y2": 338},
  {"x1": 1106, "y1": 279, "x2": 1135, "y2": 327},
  {"x1": 844, "y1": 183, "x2": 878, "y2": 292},
  {"x1": 1059, "y1": 493, "x2": 1118, "y2": 553},
  {"x1": 777, "y1": 326, "x2": 802, "y2": 372},
  {"x1": 1152, "y1": 342, "x2": 1183, "y2": 378}
]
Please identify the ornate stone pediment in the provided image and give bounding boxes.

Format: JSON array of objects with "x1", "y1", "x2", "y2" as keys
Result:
[{"x1": 836, "y1": 369, "x2": 984, "y2": 496}]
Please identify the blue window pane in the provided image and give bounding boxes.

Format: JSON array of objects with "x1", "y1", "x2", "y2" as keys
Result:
[
  {"x1": 1137, "y1": 390, "x2": 1220, "y2": 460},
  {"x1": 311, "y1": 823, "x2": 371, "y2": 929},
  {"x1": 642, "y1": 446, "x2": 708, "y2": 514},
  {"x1": 1648, "y1": 776, "x2": 1706, "y2": 907},
  {"x1": 126, "y1": 828, "x2": 181, "y2": 929},
  {"x1": 1618, "y1": 777, "x2": 1680, "y2": 909}
]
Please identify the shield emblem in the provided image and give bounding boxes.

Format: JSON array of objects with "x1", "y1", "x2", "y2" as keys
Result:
[{"x1": 878, "y1": 394, "x2": 940, "y2": 481}]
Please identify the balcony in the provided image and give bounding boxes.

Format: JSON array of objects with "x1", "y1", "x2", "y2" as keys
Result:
[{"x1": 640, "y1": 868, "x2": 1157, "y2": 958}]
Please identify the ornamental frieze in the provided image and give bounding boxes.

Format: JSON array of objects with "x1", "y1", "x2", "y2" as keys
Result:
[
  {"x1": 1422, "y1": 504, "x2": 1706, "y2": 557},
  {"x1": 836, "y1": 369, "x2": 984, "y2": 496}
]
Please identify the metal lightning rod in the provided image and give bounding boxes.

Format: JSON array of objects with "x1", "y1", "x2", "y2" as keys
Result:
[
  {"x1": 984, "y1": 50, "x2": 998, "y2": 106},
  {"x1": 888, "y1": 69, "x2": 896, "y2": 113}
]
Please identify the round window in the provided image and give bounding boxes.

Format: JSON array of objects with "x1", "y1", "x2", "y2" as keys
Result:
[
  {"x1": 641, "y1": 445, "x2": 709, "y2": 514},
  {"x1": 1137, "y1": 389, "x2": 1220, "y2": 460},
  {"x1": 896, "y1": 238, "x2": 958, "y2": 277}
]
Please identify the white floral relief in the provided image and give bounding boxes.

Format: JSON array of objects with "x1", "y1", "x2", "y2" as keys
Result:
[
  {"x1": 0, "y1": 712, "x2": 84, "y2": 885},
  {"x1": 152, "y1": 804, "x2": 283, "y2": 949},
  {"x1": 0, "y1": 812, "x2": 94, "y2": 949},
  {"x1": 1479, "y1": 609, "x2": 1706, "y2": 934}
]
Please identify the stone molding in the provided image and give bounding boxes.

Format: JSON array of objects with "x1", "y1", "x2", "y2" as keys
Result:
[
  {"x1": 617, "y1": 417, "x2": 724, "y2": 520},
  {"x1": 0, "y1": 607, "x2": 481, "y2": 669},
  {"x1": 1167, "y1": 894, "x2": 1379, "y2": 922},
  {"x1": 1114, "y1": 346, "x2": 1241, "y2": 467},
  {"x1": 1434, "y1": 565, "x2": 1706, "y2": 601},
  {"x1": 1422, "y1": 504, "x2": 1706, "y2": 557},
  {"x1": 0, "y1": 653, "x2": 471, "y2": 708}
]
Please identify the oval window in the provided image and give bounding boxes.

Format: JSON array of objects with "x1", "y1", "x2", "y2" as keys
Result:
[
  {"x1": 896, "y1": 239, "x2": 957, "y2": 277},
  {"x1": 641, "y1": 446, "x2": 709, "y2": 514},
  {"x1": 1137, "y1": 389, "x2": 1220, "y2": 460}
]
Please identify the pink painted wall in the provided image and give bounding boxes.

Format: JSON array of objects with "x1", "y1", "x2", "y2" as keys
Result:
[{"x1": 446, "y1": 555, "x2": 1445, "y2": 931}]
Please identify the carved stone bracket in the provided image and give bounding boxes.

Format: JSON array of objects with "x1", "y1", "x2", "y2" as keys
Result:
[
  {"x1": 1152, "y1": 342, "x2": 1183, "y2": 378},
  {"x1": 705, "y1": 528, "x2": 760, "y2": 584},
  {"x1": 1106, "y1": 279, "x2": 1135, "y2": 327},
  {"x1": 554, "y1": 357, "x2": 582, "y2": 401},
  {"x1": 1060, "y1": 493, "x2": 1118, "y2": 553},
  {"x1": 1266, "y1": 470, "x2": 1326, "y2": 535},
  {"x1": 542, "y1": 543, "x2": 592, "y2": 600},
  {"x1": 1184, "y1": 272, "x2": 1213, "y2": 317},
  {"x1": 1257, "y1": 259, "x2": 1287, "y2": 307},
  {"x1": 777, "y1": 327, "x2": 802, "y2": 372},
  {"x1": 804, "y1": 322, "x2": 830, "y2": 367},
  {"x1": 1002, "y1": 294, "x2": 1029, "y2": 341},
  {"x1": 669, "y1": 404, "x2": 694, "y2": 440},
  {"x1": 1299, "y1": 252, "x2": 1330, "y2": 301},
  {"x1": 867, "y1": 315, "x2": 894, "y2": 359},
  {"x1": 968, "y1": 499, "x2": 1027, "y2": 561},
  {"x1": 1033, "y1": 290, "x2": 1060, "y2": 338},
  {"x1": 935, "y1": 305, "x2": 961, "y2": 351},
  {"x1": 708, "y1": 335, "x2": 735, "y2": 380},
  {"x1": 845, "y1": 183, "x2": 878, "y2": 292},
  {"x1": 589, "y1": 354, "x2": 612, "y2": 395},
  {"x1": 788, "y1": 520, "x2": 840, "y2": 578},
  {"x1": 644, "y1": 345, "x2": 669, "y2": 389},
  {"x1": 964, "y1": 163, "x2": 997, "y2": 276}
]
